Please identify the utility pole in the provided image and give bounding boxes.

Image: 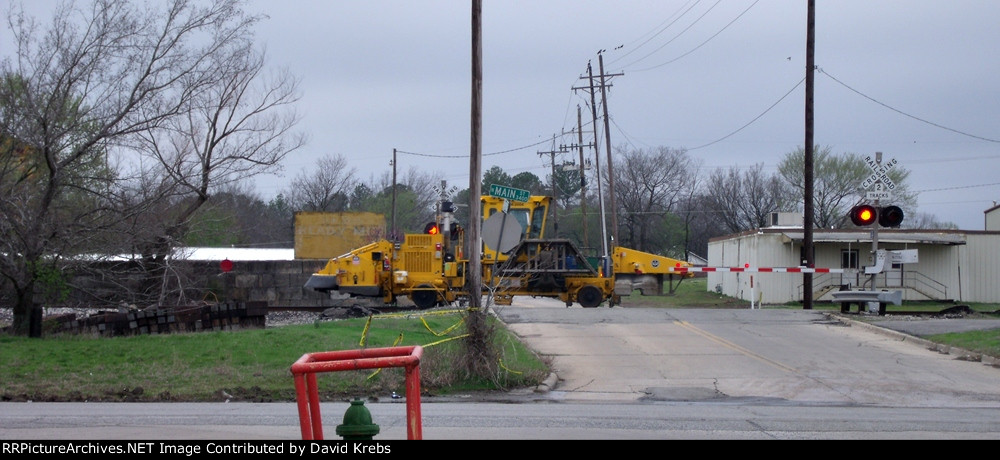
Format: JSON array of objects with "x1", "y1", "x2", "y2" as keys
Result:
[
  {"x1": 391, "y1": 148, "x2": 397, "y2": 241},
  {"x1": 464, "y1": 0, "x2": 493, "y2": 379},
  {"x1": 537, "y1": 134, "x2": 561, "y2": 237},
  {"x1": 573, "y1": 56, "x2": 622, "y2": 273},
  {"x1": 803, "y1": 0, "x2": 816, "y2": 309},
  {"x1": 598, "y1": 52, "x2": 622, "y2": 244},
  {"x1": 468, "y1": 0, "x2": 483, "y2": 311},
  {"x1": 576, "y1": 105, "x2": 589, "y2": 249},
  {"x1": 578, "y1": 62, "x2": 608, "y2": 272}
]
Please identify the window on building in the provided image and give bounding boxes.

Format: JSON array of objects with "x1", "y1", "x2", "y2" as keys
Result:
[{"x1": 841, "y1": 249, "x2": 859, "y2": 269}]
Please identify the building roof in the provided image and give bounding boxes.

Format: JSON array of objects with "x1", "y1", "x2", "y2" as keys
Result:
[
  {"x1": 710, "y1": 228, "x2": 970, "y2": 245},
  {"x1": 778, "y1": 230, "x2": 967, "y2": 245},
  {"x1": 175, "y1": 247, "x2": 296, "y2": 261}
]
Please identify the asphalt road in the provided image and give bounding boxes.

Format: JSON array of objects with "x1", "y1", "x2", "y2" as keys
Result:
[{"x1": 2, "y1": 302, "x2": 999, "y2": 441}]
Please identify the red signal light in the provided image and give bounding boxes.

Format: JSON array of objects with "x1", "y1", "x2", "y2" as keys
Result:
[
  {"x1": 423, "y1": 222, "x2": 440, "y2": 234},
  {"x1": 849, "y1": 204, "x2": 877, "y2": 226}
]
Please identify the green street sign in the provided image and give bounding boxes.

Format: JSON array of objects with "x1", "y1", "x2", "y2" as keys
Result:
[{"x1": 488, "y1": 184, "x2": 530, "y2": 203}]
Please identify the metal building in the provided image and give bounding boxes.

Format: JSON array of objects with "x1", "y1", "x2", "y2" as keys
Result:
[{"x1": 706, "y1": 208, "x2": 1000, "y2": 304}]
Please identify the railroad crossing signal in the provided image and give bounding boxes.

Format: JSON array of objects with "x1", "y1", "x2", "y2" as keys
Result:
[
  {"x1": 853, "y1": 153, "x2": 904, "y2": 228},
  {"x1": 850, "y1": 204, "x2": 878, "y2": 226},
  {"x1": 848, "y1": 204, "x2": 905, "y2": 228},
  {"x1": 862, "y1": 154, "x2": 897, "y2": 191}
]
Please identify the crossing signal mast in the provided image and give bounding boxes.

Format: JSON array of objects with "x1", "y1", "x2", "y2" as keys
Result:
[
  {"x1": 849, "y1": 204, "x2": 904, "y2": 228},
  {"x1": 849, "y1": 152, "x2": 905, "y2": 287}
]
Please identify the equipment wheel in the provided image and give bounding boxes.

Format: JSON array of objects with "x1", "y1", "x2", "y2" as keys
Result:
[
  {"x1": 577, "y1": 285, "x2": 603, "y2": 308},
  {"x1": 411, "y1": 288, "x2": 438, "y2": 310}
]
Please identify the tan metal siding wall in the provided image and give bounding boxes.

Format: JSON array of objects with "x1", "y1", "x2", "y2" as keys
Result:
[
  {"x1": 708, "y1": 234, "x2": 785, "y2": 303},
  {"x1": 986, "y1": 209, "x2": 1000, "y2": 231},
  {"x1": 900, "y1": 245, "x2": 958, "y2": 302},
  {"x1": 961, "y1": 235, "x2": 1000, "y2": 302},
  {"x1": 749, "y1": 236, "x2": 796, "y2": 304}
]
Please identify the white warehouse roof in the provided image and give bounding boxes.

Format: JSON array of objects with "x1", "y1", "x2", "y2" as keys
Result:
[{"x1": 175, "y1": 247, "x2": 296, "y2": 261}]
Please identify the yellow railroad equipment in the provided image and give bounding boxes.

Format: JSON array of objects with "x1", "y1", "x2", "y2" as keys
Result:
[{"x1": 305, "y1": 194, "x2": 692, "y2": 309}]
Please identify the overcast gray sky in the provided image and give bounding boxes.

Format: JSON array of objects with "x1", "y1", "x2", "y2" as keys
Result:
[{"x1": 7, "y1": 1, "x2": 1000, "y2": 230}]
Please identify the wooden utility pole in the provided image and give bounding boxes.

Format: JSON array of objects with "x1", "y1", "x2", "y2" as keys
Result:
[
  {"x1": 576, "y1": 105, "x2": 589, "y2": 248},
  {"x1": 583, "y1": 62, "x2": 609, "y2": 268},
  {"x1": 538, "y1": 134, "x2": 560, "y2": 236},
  {"x1": 468, "y1": 0, "x2": 483, "y2": 312},
  {"x1": 597, "y1": 52, "x2": 622, "y2": 244},
  {"x1": 803, "y1": 0, "x2": 816, "y2": 309},
  {"x1": 391, "y1": 148, "x2": 397, "y2": 241},
  {"x1": 574, "y1": 56, "x2": 622, "y2": 269},
  {"x1": 462, "y1": 0, "x2": 495, "y2": 379}
]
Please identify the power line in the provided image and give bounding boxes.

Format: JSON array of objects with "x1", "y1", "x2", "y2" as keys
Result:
[
  {"x1": 687, "y1": 77, "x2": 805, "y2": 150},
  {"x1": 609, "y1": 0, "x2": 706, "y2": 68},
  {"x1": 396, "y1": 137, "x2": 555, "y2": 159},
  {"x1": 915, "y1": 182, "x2": 1000, "y2": 194},
  {"x1": 625, "y1": 0, "x2": 760, "y2": 72},
  {"x1": 819, "y1": 68, "x2": 1000, "y2": 143},
  {"x1": 607, "y1": 0, "x2": 697, "y2": 65}
]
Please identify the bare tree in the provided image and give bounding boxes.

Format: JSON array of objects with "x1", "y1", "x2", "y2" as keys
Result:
[
  {"x1": 186, "y1": 181, "x2": 294, "y2": 247},
  {"x1": 906, "y1": 211, "x2": 958, "y2": 230},
  {"x1": 0, "y1": 0, "x2": 303, "y2": 334},
  {"x1": 357, "y1": 167, "x2": 441, "y2": 233},
  {"x1": 703, "y1": 163, "x2": 789, "y2": 234},
  {"x1": 610, "y1": 146, "x2": 696, "y2": 252},
  {"x1": 669, "y1": 162, "x2": 719, "y2": 259},
  {"x1": 127, "y1": 10, "x2": 305, "y2": 300},
  {"x1": 285, "y1": 154, "x2": 357, "y2": 212}
]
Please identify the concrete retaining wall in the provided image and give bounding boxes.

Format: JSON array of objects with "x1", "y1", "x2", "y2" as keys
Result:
[
  {"x1": 59, "y1": 259, "x2": 339, "y2": 309},
  {"x1": 209, "y1": 259, "x2": 335, "y2": 308}
]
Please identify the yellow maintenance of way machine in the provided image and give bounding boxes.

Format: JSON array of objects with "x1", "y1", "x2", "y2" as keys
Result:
[{"x1": 304, "y1": 195, "x2": 693, "y2": 309}]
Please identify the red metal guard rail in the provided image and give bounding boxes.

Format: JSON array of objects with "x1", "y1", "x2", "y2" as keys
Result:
[{"x1": 290, "y1": 345, "x2": 424, "y2": 440}]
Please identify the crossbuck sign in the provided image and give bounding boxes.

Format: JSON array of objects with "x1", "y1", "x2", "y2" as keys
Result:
[{"x1": 862, "y1": 154, "x2": 897, "y2": 200}]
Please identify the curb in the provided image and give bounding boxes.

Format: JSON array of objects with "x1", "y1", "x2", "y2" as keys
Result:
[
  {"x1": 826, "y1": 312, "x2": 1000, "y2": 368},
  {"x1": 535, "y1": 372, "x2": 558, "y2": 393},
  {"x1": 489, "y1": 307, "x2": 560, "y2": 393}
]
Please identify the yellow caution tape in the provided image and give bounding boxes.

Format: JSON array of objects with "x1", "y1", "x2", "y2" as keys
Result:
[
  {"x1": 423, "y1": 333, "x2": 469, "y2": 348},
  {"x1": 498, "y1": 358, "x2": 522, "y2": 375},
  {"x1": 420, "y1": 315, "x2": 464, "y2": 336},
  {"x1": 359, "y1": 314, "x2": 373, "y2": 346}
]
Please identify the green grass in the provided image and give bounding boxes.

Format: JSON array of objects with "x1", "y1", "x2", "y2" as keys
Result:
[
  {"x1": 0, "y1": 311, "x2": 549, "y2": 402},
  {"x1": 924, "y1": 329, "x2": 1000, "y2": 358}
]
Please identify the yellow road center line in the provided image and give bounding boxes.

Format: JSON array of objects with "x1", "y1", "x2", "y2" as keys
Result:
[{"x1": 674, "y1": 320, "x2": 797, "y2": 374}]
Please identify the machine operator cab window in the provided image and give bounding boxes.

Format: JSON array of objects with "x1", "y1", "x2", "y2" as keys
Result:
[
  {"x1": 506, "y1": 209, "x2": 530, "y2": 238},
  {"x1": 481, "y1": 195, "x2": 550, "y2": 241}
]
